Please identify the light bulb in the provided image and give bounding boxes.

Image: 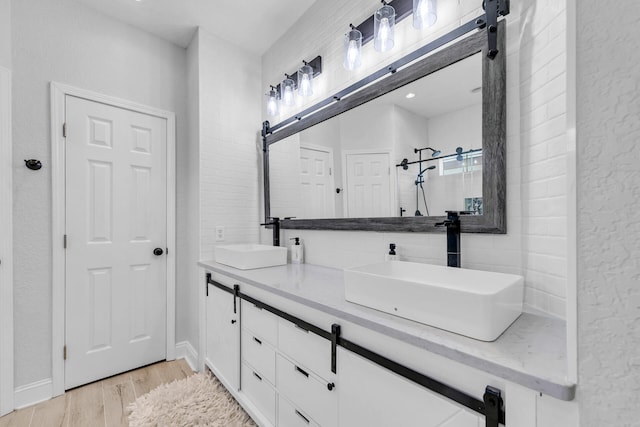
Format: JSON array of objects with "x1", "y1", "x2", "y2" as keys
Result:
[
  {"x1": 346, "y1": 40, "x2": 360, "y2": 69},
  {"x1": 298, "y1": 64, "x2": 314, "y2": 97},
  {"x1": 379, "y1": 18, "x2": 390, "y2": 46},
  {"x1": 283, "y1": 85, "x2": 294, "y2": 106},
  {"x1": 266, "y1": 92, "x2": 279, "y2": 116},
  {"x1": 344, "y1": 28, "x2": 362, "y2": 70},
  {"x1": 299, "y1": 74, "x2": 312, "y2": 97},
  {"x1": 374, "y1": 5, "x2": 395, "y2": 52},
  {"x1": 281, "y1": 78, "x2": 296, "y2": 107},
  {"x1": 413, "y1": 0, "x2": 437, "y2": 29}
]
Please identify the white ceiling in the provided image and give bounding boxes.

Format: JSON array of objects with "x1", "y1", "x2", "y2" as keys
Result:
[
  {"x1": 376, "y1": 52, "x2": 483, "y2": 119},
  {"x1": 73, "y1": 0, "x2": 317, "y2": 54}
]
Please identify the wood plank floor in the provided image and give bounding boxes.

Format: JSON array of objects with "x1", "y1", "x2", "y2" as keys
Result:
[{"x1": 0, "y1": 359, "x2": 194, "y2": 427}]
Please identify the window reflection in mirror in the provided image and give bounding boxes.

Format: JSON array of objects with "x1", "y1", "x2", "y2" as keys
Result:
[{"x1": 269, "y1": 52, "x2": 483, "y2": 220}]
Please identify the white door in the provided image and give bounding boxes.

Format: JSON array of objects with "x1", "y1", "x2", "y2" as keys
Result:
[
  {"x1": 300, "y1": 147, "x2": 335, "y2": 218},
  {"x1": 345, "y1": 152, "x2": 392, "y2": 217},
  {"x1": 64, "y1": 95, "x2": 167, "y2": 389}
]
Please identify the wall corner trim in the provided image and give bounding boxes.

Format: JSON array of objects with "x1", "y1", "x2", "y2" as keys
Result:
[
  {"x1": 13, "y1": 379, "x2": 53, "y2": 410},
  {"x1": 0, "y1": 65, "x2": 13, "y2": 417},
  {"x1": 175, "y1": 341, "x2": 199, "y2": 372}
]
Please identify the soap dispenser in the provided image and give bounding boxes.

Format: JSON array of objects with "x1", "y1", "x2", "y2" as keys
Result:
[
  {"x1": 386, "y1": 243, "x2": 398, "y2": 261},
  {"x1": 290, "y1": 237, "x2": 304, "y2": 264}
]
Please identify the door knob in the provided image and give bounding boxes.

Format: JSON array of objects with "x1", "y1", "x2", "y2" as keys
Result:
[{"x1": 153, "y1": 248, "x2": 164, "y2": 256}]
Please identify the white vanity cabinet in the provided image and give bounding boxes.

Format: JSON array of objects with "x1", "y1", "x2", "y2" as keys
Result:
[
  {"x1": 338, "y1": 348, "x2": 482, "y2": 427},
  {"x1": 205, "y1": 276, "x2": 240, "y2": 390},
  {"x1": 201, "y1": 266, "x2": 578, "y2": 427}
]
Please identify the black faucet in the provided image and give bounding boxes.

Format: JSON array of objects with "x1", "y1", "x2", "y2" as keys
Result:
[
  {"x1": 436, "y1": 211, "x2": 461, "y2": 268},
  {"x1": 260, "y1": 217, "x2": 280, "y2": 246}
]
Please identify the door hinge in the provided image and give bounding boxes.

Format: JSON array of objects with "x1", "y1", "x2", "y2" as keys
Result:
[
  {"x1": 62, "y1": 123, "x2": 67, "y2": 138},
  {"x1": 63, "y1": 345, "x2": 67, "y2": 361},
  {"x1": 63, "y1": 234, "x2": 67, "y2": 249}
]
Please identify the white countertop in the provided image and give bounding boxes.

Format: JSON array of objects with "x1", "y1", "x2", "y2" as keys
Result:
[{"x1": 198, "y1": 260, "x2": 575, "y2": 400}]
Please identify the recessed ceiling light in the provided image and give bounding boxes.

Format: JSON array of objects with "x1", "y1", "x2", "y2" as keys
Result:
[{"x1": 405, "y1": 93, "x2": 416, "y2": 99}]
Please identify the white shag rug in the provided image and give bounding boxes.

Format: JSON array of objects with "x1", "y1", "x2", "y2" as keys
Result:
[{"x1": 128, "y1": 372, "x2": 257, "y2": 427}]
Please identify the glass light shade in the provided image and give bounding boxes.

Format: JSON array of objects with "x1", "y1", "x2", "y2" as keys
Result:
[
  {"x1": 413, "y1": 0, "x2": 437, "y2": 29},
  {"x1": 374, "y1": 4, "x2": 395, "y2": 52},
  {"x1": 281, "y1": 78, "x2": 296, "y2": 106},
  {"x1": 343, "y1": 28, "x2": 362, "y2": 70},
  {"x1": 266, "y1": 88, "x2": 279, "y2": 116},
  {"x1": 298, "y1": 64, "x2": 314, "y2": 97}
]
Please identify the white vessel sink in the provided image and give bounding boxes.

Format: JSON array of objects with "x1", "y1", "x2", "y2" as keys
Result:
[
  {"x1": 215, "y1": 244, "x2": 287, "y2": 270},
  {"x1": 343, "y1": 261, "x2": 524, "y2": 341}
]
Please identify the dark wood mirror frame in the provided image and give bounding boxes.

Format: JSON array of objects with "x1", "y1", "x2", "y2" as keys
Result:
[{"x1": 263, "y1": 22, "x2": 506, "y2": 234}]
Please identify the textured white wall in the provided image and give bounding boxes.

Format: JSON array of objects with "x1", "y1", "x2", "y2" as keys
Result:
[
  {"x1": 0, "y1": 0, "x2": 10, "y2": 69},
  {"x1": 177, "y1": 33, "x2": 200, "y2": 352},
  {"x1": 197, "y1": 29, "x2": 262, "y2": 262},
  {"x1": 11, "y1": 0, "x2": 188, "y2": 387},
  {"x1": 262, "y1": 0, "x2": 570, "y2": 318},
  {"x1": 576, "y1": 0, "x2": 640, "y2": 424}
]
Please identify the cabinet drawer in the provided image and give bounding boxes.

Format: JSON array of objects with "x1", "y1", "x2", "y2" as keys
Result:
[
  {"x1": 277, "y1": 355, "x2": 337, "y2": 427},
  {"x1": 278, "y1": 395, "x2": 320, "y2": 427},
  {"x1": 241, "y1": 362, "x2": 276, "y2": 426},
  {"x1": 241, "y1": 328, "x2": 276, "y2": 385},
  {"x1": 278, "y1": 318, "x2": 331, "y2": 377},
  {"x1": 242, "y1": 301, "x2": 278, "y2": 346}
]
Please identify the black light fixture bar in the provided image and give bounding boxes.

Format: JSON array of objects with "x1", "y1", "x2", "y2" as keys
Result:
[
  {"x1": 355, "y1": 0, "x2": 413, "y2": 45},
  {"x1": 263, "y1": 0, "x2": 509, "y2": 138}
]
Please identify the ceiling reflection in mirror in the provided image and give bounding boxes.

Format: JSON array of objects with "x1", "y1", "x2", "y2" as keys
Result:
[{"x1": 269, "y1": 52, "x2": 483, "y2": 220}]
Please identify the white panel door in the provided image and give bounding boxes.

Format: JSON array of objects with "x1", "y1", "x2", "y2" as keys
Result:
[
  {"x1": 300, "y1": 147, "x2": 335, "y2": 218},
  {"x1": 345, "y1": 152, "x2": 392, "y2": 217},
  {"x1": 65, "y1": 95, "x2": 167, "y2": 389}
]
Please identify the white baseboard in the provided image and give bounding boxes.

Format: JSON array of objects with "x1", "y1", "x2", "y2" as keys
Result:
[
  {"x1": 14, "y1": 378, "x2": 53, "y2": 409},
  {"x1": 175, "y1": 341, "x2": 198, "y2": 372}
]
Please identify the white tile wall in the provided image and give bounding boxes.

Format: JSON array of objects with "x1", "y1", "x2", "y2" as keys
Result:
[
  {"x1": 197, "y1": 29, "x2": 262, "y2": 260},
  {"x1": 261, "y1": 0, "x2": 570, "y2": 318}
]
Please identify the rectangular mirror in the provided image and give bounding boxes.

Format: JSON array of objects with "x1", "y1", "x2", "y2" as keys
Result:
[
  {"x1": 263, "y1": 23, "x2": 505, "y2": 233},
  {"x1": 270, "y1": 53, "x2": 483, "y2": 220}
]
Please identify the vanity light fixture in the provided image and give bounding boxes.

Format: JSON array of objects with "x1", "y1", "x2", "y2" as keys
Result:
[
  {"x1": 264, "y1": 56, "x2": 322, "y2": 115},
  {"x1": 281, "y1": 75, "x2": 296, "y2": 107},
  {"x1": 266, "y1": 86, "x2": 280, "y2": 117},
  {"x1": 344, "y1": 24, "x2": 363, "y2": 70},
  {"x1": 298, "y1": 62, "x2": 315, "y2": 97},
  {"x1": 374, "y1": 1, "x2": 396, "y2": 52},
  {"x1": 413, "y1": 0, "x2": 437, "y2": 29}
]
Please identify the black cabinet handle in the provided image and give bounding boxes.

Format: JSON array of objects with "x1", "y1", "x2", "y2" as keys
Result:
[
  {"x1": 294, "y1": 366, "x2": 309, "y2": 378},
  {"x1": 295, "y1": 410, "x2": 310, "y2": 424},
  {"x1": 253, "y1": 372, "x2": 262, "y2": 381},
  {"x1": 231, "y1": 319, "x2": 237, "y2": 324},
  {"x1": 327, "y1": 382, "x2": 335, "y2": 391},
  {"x1": 253, "y1": 337, "x2": 262, "y2": 345}
]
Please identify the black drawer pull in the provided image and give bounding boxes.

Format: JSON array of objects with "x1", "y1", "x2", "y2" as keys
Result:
[
  {"x1": 295, "y1": 410, "x2": 310, "y2": 424},
  {"x1": 327, "y1": 382, "x2": 335, "y2": 391},
  {"x1": 295, "y1": 366, "x2": 309, "y2": 378},
  {"x1": 253, "y1": 336, "x2": 262, "y2": 345},
  {"x1": 253, "y1": 372, "x2": 262, "y2": 381}
]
